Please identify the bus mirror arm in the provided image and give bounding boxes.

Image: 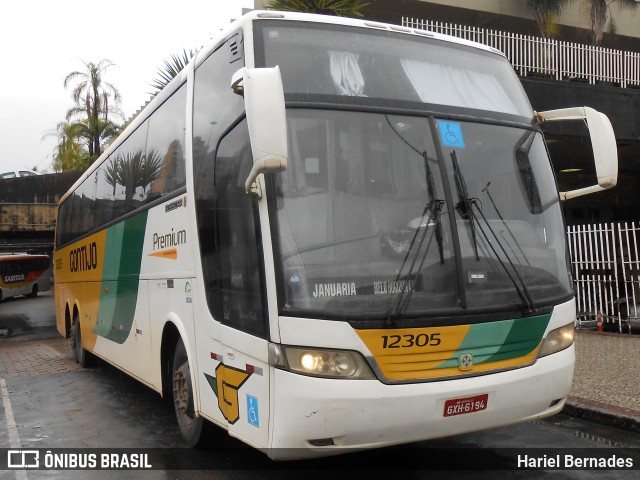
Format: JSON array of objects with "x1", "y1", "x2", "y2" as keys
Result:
[
  {"x1": 231, "y1": 66, "x2": 288, "y2": 198},
  {"x1": 535, "y1": 107, "x2": 618, "y2": 201},
  {"x1": 244, "y1": 156, "x2": 287, "y2": 197}
]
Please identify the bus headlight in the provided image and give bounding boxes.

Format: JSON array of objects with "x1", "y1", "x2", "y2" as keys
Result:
[
  {"x1": 537, "y1": 323, "x2": 575, "y2": 358},
  {"x1": 270, "y1": 344, "x2": 375, "y2": 379}
]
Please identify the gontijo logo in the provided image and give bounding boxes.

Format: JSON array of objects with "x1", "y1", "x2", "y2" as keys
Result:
[{"x1": 70, "y1": 242, "x2": 98, "y2": 272}]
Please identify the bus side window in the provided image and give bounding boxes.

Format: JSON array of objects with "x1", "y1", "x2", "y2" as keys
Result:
[
  {"x1": 145, "y1": 84, "x2": 187, "y2": 199},
  {"x1": 212, "y1": 120, "x2": 267, "y2": 338},
  {"x1": 192, "y1": 32, "x2": 246, "y2": 324}
]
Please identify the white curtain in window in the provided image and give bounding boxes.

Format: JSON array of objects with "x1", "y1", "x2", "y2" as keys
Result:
[
  {"x1": 329, "y1": 51, "x2": 365, "y2": 96},
  {"x1": 400, "y1": 59, "x2": 520, "y2": 115},
  {"x1": 281, "y1": 122, "x2": 308, "y2": 197}
]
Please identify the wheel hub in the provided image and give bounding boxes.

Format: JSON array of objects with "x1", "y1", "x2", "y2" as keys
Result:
[{"x1": 173, "y1": 364, "x2": 190, "y2": 414}]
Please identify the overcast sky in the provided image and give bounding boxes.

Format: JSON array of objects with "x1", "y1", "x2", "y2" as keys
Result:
[{"x1": 0, "y1": 0, "x2": 254, "y2": 174}]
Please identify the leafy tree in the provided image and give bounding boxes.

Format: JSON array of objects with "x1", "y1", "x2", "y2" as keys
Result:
[
  {"x1": 42, "y1": 121, "x2": 89, "y2": 172},
  {"x1": 150, "y1": 48, "x2": 199, "y2": 95},
  {"x1": 524, "y1": 0, "x2": 573, "y2": 38},
  {"x1": 581, "y1": 0, "x2": 638, "y2": 45},
  {"x1": 265, "y1": 0, "x2": 369, "y2": 17},
  {"x1": 64, "y1": 59, "x2": 123, "y2": 162}
]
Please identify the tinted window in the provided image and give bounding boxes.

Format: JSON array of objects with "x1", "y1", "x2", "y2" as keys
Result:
[
  {"x1": 56, "y1": 86, "x2": 187, "y2": 247},
  {"x1": 145, "y1": 85, "x2": 187, "y2": 200},
  {"x1": 256, "y1": 21, "x2": 532, "y2": 119},
  {"x1": 211, "y1": 121, "x2": 267, "y2": 337},
  {"x1": 192, "y1": 32, "x2": 246, "y2": 320}
]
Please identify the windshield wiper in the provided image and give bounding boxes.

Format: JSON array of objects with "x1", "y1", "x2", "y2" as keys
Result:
[
  {"x1": 450, "y1": 152, "x2": 536, "y2": 315},
  {"x1": 386, "y1": 199, "x2": 445, "y2": 323},
  {"x1": 482, "y1": 181, "x2": 531, "y2": 267},
  {"x1": 386, "y1": 116, "x2": 444, "y2": 264},
  {"x1": 451, "y1": 151, "x2": 479, "y2": 261}
]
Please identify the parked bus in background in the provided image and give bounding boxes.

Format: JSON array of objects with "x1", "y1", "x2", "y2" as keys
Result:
[
  {"x1": 0, "y1": 253, "x2": 50, "y2": 302},
  {"x1": 53, "y1": 11, "x2": 618, "y2": 460}
]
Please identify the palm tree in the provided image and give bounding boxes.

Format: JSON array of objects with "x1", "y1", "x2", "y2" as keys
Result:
[
  {"x1": 138, "y1": 149, "x2": 164, "y2": 194},
  {"x1": 582, "y1": 0, "x2": 638, "y2": 45},
  {"x1": 64, "y1": 59, "x2": 123, "y2": 161},
  {"x1": 265, "y1": 0, "x2": 369, "y2": 17},
  {"x1": 150, "y1": 48, "x2": 199, "y2": 96},
  {"x1": 104, "y1": 158, "x2": 120, "y2": 196},
  {"x1": 524, "y1": 0, "x2": 573, "y2": 38},
  {"x1": 112, "y1": 148, "x2": 164, "y2": 202}
]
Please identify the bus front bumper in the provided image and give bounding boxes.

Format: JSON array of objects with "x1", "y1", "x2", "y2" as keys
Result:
[{"x1": 266, "y1": 345, "x2": 574, "y2": 460}]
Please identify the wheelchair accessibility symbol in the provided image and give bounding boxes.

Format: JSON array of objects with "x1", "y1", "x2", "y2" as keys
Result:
[
  {"x1": 437, "y1": 120, "x2": 465, "y2": 148},
  {"x1": 247, "y1": 394, "x2": 260, "y2": 428}
]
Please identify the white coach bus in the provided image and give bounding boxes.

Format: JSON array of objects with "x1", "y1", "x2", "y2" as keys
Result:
[{"x1": 54, "y1": 10, "x2": 617, "y2": 460}]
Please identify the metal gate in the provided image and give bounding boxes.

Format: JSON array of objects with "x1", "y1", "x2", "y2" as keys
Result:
[{"x1": 567, "y1": 222, "x2": 640, "y2": 333}]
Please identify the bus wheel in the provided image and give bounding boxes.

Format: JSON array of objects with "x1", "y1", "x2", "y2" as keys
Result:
[
  {"x1": 172, "y1": 338, "x2": 204, "y2": 446},
  {"x1": 71, "y1": 317, "x2": 95, "y2": 368},
  {"x1": 29, "y1": 284, "x2": 38, "y2": 298}
]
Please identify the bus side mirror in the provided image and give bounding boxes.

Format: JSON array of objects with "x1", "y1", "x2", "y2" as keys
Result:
[
  {"x1": 535, "y1": 106, "x2": 618, "y2": 201},
  {"x1": 231, "y1": 66, "x2": 288, "y2": 197}
]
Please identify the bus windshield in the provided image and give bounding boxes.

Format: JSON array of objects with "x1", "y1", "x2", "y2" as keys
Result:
[
  {"x1": 270, "y1": 109, "x2": 572, "y2": 320},
  {"x1": 255, "y1": 20, "x2": 533, "y2": 119},
  {"x1": 258, "y1": 20, "x2": 571, "y2": 321}
]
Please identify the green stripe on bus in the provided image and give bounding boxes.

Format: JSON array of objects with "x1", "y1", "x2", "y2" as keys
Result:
[
  {"x1": 436, "y1": 314, "x2": 551, "y2": 368},
  {"x1": 482, "y1": 314, "x2": 550, "y2": 363},
  {"x1": 93, "y1": 212, "x2": 148, "y2": 344}
]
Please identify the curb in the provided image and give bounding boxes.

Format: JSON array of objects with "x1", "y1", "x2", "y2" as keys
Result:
[{"x1": 563, "y1": 395, "x2": 640, "y2": 434}]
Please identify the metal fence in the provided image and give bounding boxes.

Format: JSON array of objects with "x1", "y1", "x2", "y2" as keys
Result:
[
  {"x1": 567, "y1": 223, "x2": 640, "y2": 333},
  {"x1": 403, "y1": 18, "x2": 640, "y2": 88}
]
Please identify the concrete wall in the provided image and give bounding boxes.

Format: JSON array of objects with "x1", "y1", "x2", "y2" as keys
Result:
[
  {"x1": 0, "y1": 171, "x2": 81, "y2": 204},
  {"x1": 0, "y1": 171, "x2": 82, "y2": 251}
]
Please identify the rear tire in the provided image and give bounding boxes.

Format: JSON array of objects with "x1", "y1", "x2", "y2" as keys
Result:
[
  {"x1": 71, "y1": 316, "x2": 95, "y2": 368},
  {"x1": 29, "y1": 284, "x2": 38, "y2": 298},
  {"x1": 172, "y1": 338, "x2": 205, "y2": 446}
]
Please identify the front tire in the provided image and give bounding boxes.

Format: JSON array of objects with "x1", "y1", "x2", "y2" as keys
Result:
[
  {"x1": 29, "y1": 284, "x2": 38, "y2": 298},
  {"x1": 172, "y1": 338, "x2": 205, "y2": 446}
]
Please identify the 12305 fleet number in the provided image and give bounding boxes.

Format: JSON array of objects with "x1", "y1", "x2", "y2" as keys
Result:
[{"x1": 381, "y1": 333, "x2": 441, "y2": 349}]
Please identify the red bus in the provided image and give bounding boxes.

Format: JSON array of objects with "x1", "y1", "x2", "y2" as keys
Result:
[{"x1": 0, "y1": 254, "x2": 50, "y2": 302}]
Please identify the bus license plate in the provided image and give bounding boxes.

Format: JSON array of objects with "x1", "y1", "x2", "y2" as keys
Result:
[{"x1": 443, "y1": 393, "x2": 488, "y2": 417}]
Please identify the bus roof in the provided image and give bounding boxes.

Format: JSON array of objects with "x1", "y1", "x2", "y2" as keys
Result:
[{"x1": 220, "y1": 9, "x2": 504, "y2": 62}]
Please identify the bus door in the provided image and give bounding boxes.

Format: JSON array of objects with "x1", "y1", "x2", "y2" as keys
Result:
[{"x1": 202, "y1": 120, "x2": 271, "y2": 447}]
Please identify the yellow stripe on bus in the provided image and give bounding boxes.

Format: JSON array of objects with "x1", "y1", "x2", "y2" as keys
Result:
[{"x1": 54, "y1": 230, "x2": 108, "y2": 351}]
